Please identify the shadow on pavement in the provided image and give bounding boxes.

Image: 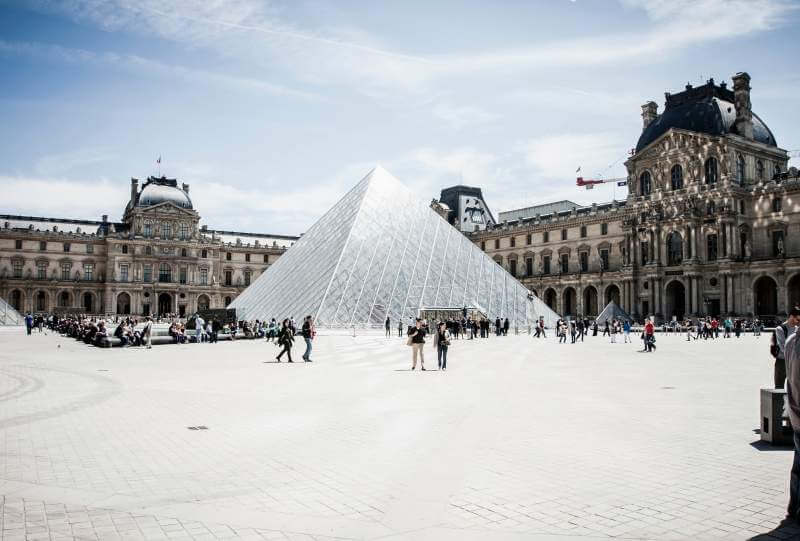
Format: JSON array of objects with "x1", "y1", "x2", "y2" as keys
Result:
[
  {"x1": 748, "y1": 518, "x2": 800, "y2": 539},
  {"x1": 750, "y1": 440, "x2": 794, "y2": 452}
]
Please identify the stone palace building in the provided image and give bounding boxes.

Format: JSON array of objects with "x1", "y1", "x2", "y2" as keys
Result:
[
  {"x1": 0, "y1": 176, "x2": 297, "y2": 317},
  {"x1": 463, "y1": 72, "x2": 798, "y2": 322}
]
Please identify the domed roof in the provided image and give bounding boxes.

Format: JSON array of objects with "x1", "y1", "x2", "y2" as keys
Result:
[
  {"x1": 636, "y1": 81, "x2": 777, "y2": 152},
  {"x1": 136, "y1": 177, "x2": 193, "y2": 209}
]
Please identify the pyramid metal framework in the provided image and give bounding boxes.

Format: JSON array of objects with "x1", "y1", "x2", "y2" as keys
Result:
[
  {"x1": 0, "y1": 296, "x2": 23, "y2": 326},
  {"x1": 231, "y1": 166, "x2": 560, "y2": 328}
]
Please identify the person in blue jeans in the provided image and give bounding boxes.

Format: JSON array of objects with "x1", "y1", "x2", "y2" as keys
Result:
[
  {"x1": 301, "y1": 315, "x2": 315, "y2": 362},
  {"x1": 24, "y1": 313, "x2": 33, "y2": 335}
]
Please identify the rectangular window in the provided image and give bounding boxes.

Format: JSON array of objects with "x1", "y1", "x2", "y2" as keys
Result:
[
  {"x1": 162, "y1": 223, "x2": 171, "y2": 238},
  {"x1": 37, "y1": 262, "x2": 47, "y2": 280},
  {"x1": 159, "y1": 264, "x2": 171, "y2": 283},
  {"x1": 580, "y1": 252, "x2": 588, "y2": 272},
  {"x1": 63, "y1": 242, "x2": 70, "y2": 252},
  {"x1": 481, "y1": 241, "x2": 486, "y2": 251},
  {"x1": 580, "y1": 226, "x2": 587, "y2": 238},
  {"x1": 179, "y1": 223, "x2": 188, "y2": 240},
  {"x1": 200, "y1": 268, "x2": 208, "y2": 285},
  {"x1": 145, "y1": 245, "x2": 152, "y2": 256},
  {"x1": 773, "y1": 230, "x2": 785, "y2": 257},
  {"x1": 39, "y1": 241, "x2": 46, "y2": 251},
  {"x1": 773, "y1": 198, "x2": 782, "y2": 213},
  {"x1": 707, "y1": 234, "x2": 718, "y2": 261},
  {"x1": 494, "y1": 239, "x2": 499, "y2": 250},
  {"x1": 525, "y1": 257, "x2": 533, "y2": 276},
  {"x1": 510, "y1": 237, "x2": 516, "y2": 248},
  {"x1": 560, "y1": 253, "x2": 569, "y2": 273},
  {"x1": 15, "y1": 239, "x2": 22, "y2": 250},
  {"x1": 244, "y1": 270, "x2": 252, "y2": 286},
  {"x1": 61, "y1": 263, "x2": 71, "y2": 280},
  {"x1": 543, "y1": 256, "x2": 551, "y2": 275},
  {"x1": 226, "y1": 252, "x2": 232, "y2": 261},
  {"x1": 144, "y1": 223, "x2": 152, "y2": 237},
  {"x1": 526, "y1": 234, "x2": 532, "y2": 245},
  {"x1": 86, "y1": 244, "x2": 93, "y2": 254},
  {"x1": 179, "y1": 266, "x2": 188, "y2": 284},
  {"x1": 601, "y1": 223, "x2": 608, "y2": 235},
  {"x1": 509, "y1": 260, "x2": 517, "y2": 277},
  {"x1": 263, "y1": 254, "x2": 269, "y2": 263},
  {"x1": 543, "y1": 231, "x2": 549, "y2": 243},
  {"x1": 244, "y1": 253, "x2": 250, "y2": 262},
  {"x1": 600, "y1": 249, "x2": 609, "y2": 270},
  {"x1": 561, "y1": 229, "x2": 567, "y2": 241},
  {"x1": 225, "y1": 270, "x2": 232, "y2": 286},
  {"x1": 84, "y1": 263, "x2": 94, "y2": 281},
  {"x1": 13, "y1": 260, "x2": 23, "y2": 278},
  {"x1": 119, "y1": 264, "x2": 128, "y2": 282},
  {"x1": 122, "y1": 244, "x2": 128, "y2": 254},
  {"x1": 143, "y1": 264, "x2": 152, "y2": 283}
]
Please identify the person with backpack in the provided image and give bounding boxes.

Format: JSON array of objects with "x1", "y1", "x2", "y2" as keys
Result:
[{"x1": 772, "y1": 308, "x2": 800, "y2": 389}]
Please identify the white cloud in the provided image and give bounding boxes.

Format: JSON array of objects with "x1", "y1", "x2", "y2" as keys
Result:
[
  {"x1": 25, "y1": 0, "x2": 795, "y2": 101},
  {"x1": 34, "y1": 147, "x2": 118, "y2": 176},
  {"x1": 431, "y1": 103, "x2": 500, "y2": 130}
]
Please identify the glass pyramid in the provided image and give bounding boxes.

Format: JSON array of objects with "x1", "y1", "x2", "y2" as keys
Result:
[
  {"x1": 0, "y1": 296, "x2": 23, "y2": 326},
  {"x1": 230, "y1": 166, "x2": 560, "y2": 328}
]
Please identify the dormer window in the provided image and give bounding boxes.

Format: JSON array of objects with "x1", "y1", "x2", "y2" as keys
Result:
[
  {"x1": 639, "y1": 171, "x2": 652, "y2": 195},
  {"x1": 705, "y1": 157, "x2": 718, "y2": 184},
  {"x1": 670, "y1": 164, "x2": 683, "y2": 190}
]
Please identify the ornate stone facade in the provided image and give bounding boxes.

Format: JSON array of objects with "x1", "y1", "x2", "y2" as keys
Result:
[
  {"x1": 0, "y1": 176, "x2": 297, "y2": 317},
  {"x1": 469, "y1": 73, "x2": 798, "y2": 322}
]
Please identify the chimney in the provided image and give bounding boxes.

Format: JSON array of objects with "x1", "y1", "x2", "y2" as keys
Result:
[
  {"x1": 732, "y1": 72, "x2": 753, "y2": 139},
  {"x1": 130, "y1": 178, "x2": 138, "y2": 205},
  {"x1": 641, "y1": 101, "x2": 658, "y2": 130},
  {"x1": 182, "y1": 183, "x2": 190, "y2": 193}
]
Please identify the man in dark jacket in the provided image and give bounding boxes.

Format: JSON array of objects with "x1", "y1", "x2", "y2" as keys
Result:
[{"x1": 301, "y1": 316, "x2": 315, "y2": 362}]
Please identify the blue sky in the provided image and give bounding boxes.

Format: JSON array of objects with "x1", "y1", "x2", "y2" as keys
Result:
[{"x1": 1, "y1": 0, "x2": 799, "y2": 235}]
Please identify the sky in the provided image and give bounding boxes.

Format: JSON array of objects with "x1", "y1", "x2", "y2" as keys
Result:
[{"x1": 1, "y1": 0, "x2": 799, "y2": 235}]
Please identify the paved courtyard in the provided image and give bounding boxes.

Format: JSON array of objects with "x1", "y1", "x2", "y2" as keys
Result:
[{"x1": 0, "y1": 327, "x2": 797, "y2": 540}]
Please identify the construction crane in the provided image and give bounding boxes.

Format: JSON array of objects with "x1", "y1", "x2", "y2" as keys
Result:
[{"x1": 576, "y1": 176, "x2": 628, "y2": 190}]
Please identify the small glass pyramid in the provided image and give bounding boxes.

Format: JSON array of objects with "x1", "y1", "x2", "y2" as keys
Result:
[{"x1": 231, "y1": 166, "x2": 560, "y2": 328}]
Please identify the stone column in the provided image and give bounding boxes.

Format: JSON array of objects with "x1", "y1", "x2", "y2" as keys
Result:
[
  {"x1": 656, "y1": 278, "x2": 663, "y2": 316},
  {"x1": 720, "y1": 274, "x2": 728, "y2": 314}
]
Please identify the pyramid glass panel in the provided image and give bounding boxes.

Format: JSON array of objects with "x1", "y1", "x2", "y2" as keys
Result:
[{"x1": 230, "y1": 166, "x2": 561, "y2": 328}]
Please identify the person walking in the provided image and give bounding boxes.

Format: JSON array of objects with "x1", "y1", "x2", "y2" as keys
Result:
[
  {"x1": 276, "y1": 319, "x2": 295, "y2": 362},
  {"x1": 142, "y1": 316, "x2": 153, "y2": 349},
  {"x1": 195, "y1": 314, "x2": 205, "y2": 344},
  {"x1": 577, "y1": 319, "x2": 585, "y2": 342},
  {"x1": 301, "y1": 315, "x2": 315, "y2": 362},
  {"x1": 397, "y1": 319, "x2": 403, "y2": 338},
  {"x1": 385, "y1": 316, "x2": 391, "y2": 337},
  {"x1": 24, "y1": 313, "x2": 33, "y2": 336},
  {"x1": 610, "y1": 319, "x2": 617, "y2": 343},
  {"x1": 773, "y1": 309, "x2": 800, "y2": 389},
  {"x1": 623, "y1": 320, "x2": 631, "y2": 343},
  {"x1": 643, "y1": 318, "x2": 656, "y2": 352},
  {"x1": 434, "y1": 321, "x2": 451, "y2": 371},
  {"x1": 602, "y1": 321, "x2": 610, "y2": 337},
  {"x1": 503, "y1": 318, "x2": 510, "y2": 336},
  {"x1": 408, "y1": 318, "x2": 427, "y2": 370},
  {"x1": 780, "y1": 325, "x2": 800, "y2": 521}
]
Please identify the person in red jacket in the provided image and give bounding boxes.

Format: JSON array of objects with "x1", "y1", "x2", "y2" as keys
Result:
[{"x1": 643, "y1": 318, "x2": 656, "y2": 352}]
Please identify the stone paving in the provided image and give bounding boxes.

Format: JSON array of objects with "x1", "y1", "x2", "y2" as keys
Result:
[{"x1": 0, "y1": 327, "x2": 799, "y2": 540}]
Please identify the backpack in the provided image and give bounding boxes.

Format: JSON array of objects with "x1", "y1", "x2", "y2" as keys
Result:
[{"x1": 771, "y1": 324, "x2": 788, "y2": 358}]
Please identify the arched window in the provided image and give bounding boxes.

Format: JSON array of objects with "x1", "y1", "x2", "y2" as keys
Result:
[
  {"x1": 756, "y1": 160, "x2": 765, "y2": 181},
  {"x1": 670, "y1": 164, "x2": 683, "y2": 190},
  {"x1": 639, "y1": 171, "x2": 652, "y2": 195},
  {"x1": 736, "y1": 154, "x2": 745, "y2": 184},
  {"x1": 158, "y1": 263, "x2": 171, "y2": 283}
]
